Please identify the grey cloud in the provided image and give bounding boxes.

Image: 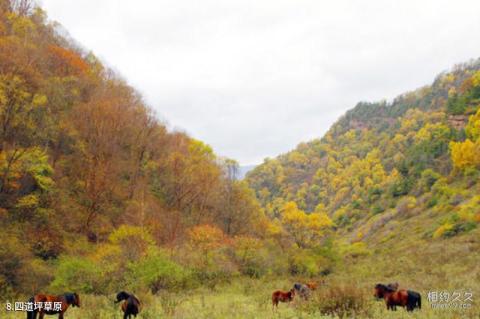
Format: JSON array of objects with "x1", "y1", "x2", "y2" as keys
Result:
[{"x1": 41, "y1": 0, "x2": 480, "y2": 164}]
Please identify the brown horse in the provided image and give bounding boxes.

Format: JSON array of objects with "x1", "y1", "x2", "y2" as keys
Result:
[
  {"x1": 272, "y1": 289, "x2": 295, "y2": 310},
  {"x1": 374, "y1": 284, "x2": 421, "y2": 311},
  {"x1": 115, "y1": 291, "x2": 141, "y2": 319},
  {"x1": 306, "y1": 282, "x2": 318, "y2": 290},
  {"x1": 26, "y1": 293, "x2": 80, "y2": 319}
]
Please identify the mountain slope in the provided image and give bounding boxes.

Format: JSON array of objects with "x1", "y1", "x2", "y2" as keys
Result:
[
  {"x1": 247, "y1": 60, "x2": 480, "y2": 246},
  {"x1": 0, "y1": 0, "x2": 263, "y2": 296}
]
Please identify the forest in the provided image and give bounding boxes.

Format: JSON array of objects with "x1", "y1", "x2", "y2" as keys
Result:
[{"x1": 1, "y1": 0, "x2": 479, "y2": 318}]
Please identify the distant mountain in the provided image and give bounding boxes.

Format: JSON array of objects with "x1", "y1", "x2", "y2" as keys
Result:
[{"x1": 237, "y1": 165, "x2": 256, "y2": 179}]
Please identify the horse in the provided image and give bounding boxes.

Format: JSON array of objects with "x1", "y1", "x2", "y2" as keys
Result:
[
  {"x1": 374, "y1": 284, "x2": 421, "y2": 311},
  {"x1": 293, "y1": 283, "x2": 311, "y2": 300},
  {"x1": 26, "y1": 293, "x2": 80, "y2": 319},
  {"x1": 272, "y1": 288, "x2": 295, "y2": 310},
  {"x1": 115, "y1": 291, "x2": 141, "y2": 319},
  {"x1": 305, "y1": 282, "x2": 318, "y2": 290}
]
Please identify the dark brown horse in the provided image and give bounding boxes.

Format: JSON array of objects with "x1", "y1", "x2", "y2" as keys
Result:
[
  {"x1": 272, "y1": 289, "x2": 295, "y2": 310},
  {"x1": 26, "y1": 293, "x2": 80, "y2": 319},
  {"x1": 115, "y1": 291, "x2": 141, "y2": 319},
  {"x1": 374, "y1": 284, "x2": 421, "y2": 311}
]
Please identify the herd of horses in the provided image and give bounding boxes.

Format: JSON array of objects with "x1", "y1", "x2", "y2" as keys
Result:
[
  {"x1": 26, "y1": 291, "x2": 140, "y2": 319},
  {"x1": 25, "y1": 281, "x2": 421, "y2": 318},
  {"x1": 272, "y1": 281, "x2": 422, "y2": 312}
]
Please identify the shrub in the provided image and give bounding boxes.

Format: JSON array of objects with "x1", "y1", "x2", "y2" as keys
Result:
[
  {"x1": 50, "y1": 256, "x2": 99, "y2": 293},
  {"x1": 299, "y1": 282, "x2": 373, "y2": 318},
  {"x1": 231, "y1": 236, "x2": 266, "y2": 278},
  {"x1": 109, "y1": 225, "x2": 155, "y2": 261},
  {"x1": 126, "y1": 248, "x2": 190, "y2": 293},
  {"x1": 339, "y1": 242, "x2": 371, "y2": 259},
  {"x1": 396, "y1": 196, "x2": 416, "y2": 215},
  {"x1": 288, "y1": 251, "x2": 320, "y2": 276}
]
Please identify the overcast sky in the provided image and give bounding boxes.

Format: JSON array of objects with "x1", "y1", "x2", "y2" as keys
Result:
[{"x1": 40, "y1": 0, "x2": 480, "y2": 165}]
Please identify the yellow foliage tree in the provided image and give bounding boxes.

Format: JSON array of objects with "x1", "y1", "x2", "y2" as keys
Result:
[
  {"x1": 450, "y1": 109, "x2": 480, "y2": 169},
  {"x1": 187, "y1": 224, "x2": 227, "y2": 269},
  {"x1": 281, "y1": 201, "x2": 333, "y2": 248}
]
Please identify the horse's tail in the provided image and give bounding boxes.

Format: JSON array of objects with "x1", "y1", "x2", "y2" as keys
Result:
[{"x1": 26, "y1": 297, "x2": 36, "y2": 319}]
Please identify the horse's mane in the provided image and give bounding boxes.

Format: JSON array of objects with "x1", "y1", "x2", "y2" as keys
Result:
[{"x1": 375, "y1": 283, "x2": 395, "y2": 292}]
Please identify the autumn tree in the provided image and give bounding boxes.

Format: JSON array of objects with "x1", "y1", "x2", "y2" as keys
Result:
[{"x1": 281, "y1": 201, "x2": 333, "y2": 248}]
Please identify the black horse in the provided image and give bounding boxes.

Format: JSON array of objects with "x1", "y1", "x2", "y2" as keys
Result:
[{"x1": 115, "y1": 291, "x2": 141, "y2": 319}]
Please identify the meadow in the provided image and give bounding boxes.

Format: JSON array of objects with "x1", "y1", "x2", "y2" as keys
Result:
[
  {"x1": 2, "y1": 228, "x2": 479, "y2": 319},
  {"x1": 2, "y1": 276, "x2": 478, "y2": 319}
]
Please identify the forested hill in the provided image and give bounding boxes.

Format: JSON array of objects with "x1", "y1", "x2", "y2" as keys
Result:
[
  {"x1": 247, "y1": 59, "x2": 480, "y2": 245},
  {"x1": 0, "y1": 0, "x2": 264, "y2": 295}
]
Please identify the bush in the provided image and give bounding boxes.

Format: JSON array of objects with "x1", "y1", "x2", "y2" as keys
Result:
[
  {"x1": 50, "y1": 256, "x2": 99, "y2": 293},
  {"x1": 0, "y1": 234, "x2": 26, "y2": 292},
  {"x1": 288, "y1": 251, "x2": 320, "y2": 276},
  {"x1": 396, "y1": 196, "x2": 416, "y2": 215},
  {"x1": 231, "y1": 236, "x2": 267, "y2": 278},
  {"x1": 299, "y1": 282, "x2": 373, "y2": 318},
  {"x1": 339, "y1": 242, "x2": 371, "y2": 259},
  {"x1": 109, "y1": 225, "x2": 155, "y2": 261},
  {"x1": 126, "y1": 248, "x2": 191, "y2": 293}
]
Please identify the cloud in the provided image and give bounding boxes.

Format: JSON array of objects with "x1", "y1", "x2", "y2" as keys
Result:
[{"x1": 41, "y1": 0, "x2": 480, "y2": 164}]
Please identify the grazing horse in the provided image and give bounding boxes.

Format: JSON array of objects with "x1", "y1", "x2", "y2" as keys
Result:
[
  {"x1": 272, "y1": 289, "x2": 295, "y2": 310},
  {"x1": 293, "y1": 283, "x2": 311, "y2": 300},
  {"x1": 306, "y1": 282, "x2": 318, "y2": 290},
  {"x1": 374, "y1": 284, "x2": 421, "y2": 311},
  {"x1": 115, "y1": 291, "x2": 141, "y2": 319},
  {"x1": 26, "y1": 293, "x2": 80, "y2": 319}
]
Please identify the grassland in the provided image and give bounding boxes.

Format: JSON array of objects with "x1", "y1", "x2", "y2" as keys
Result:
[
  {"x1": 2, "y1": 227, "x2": 478, "y2": 319},
  {"x1": 2, "y1": 268, "x2": 478, "y2": 319}
]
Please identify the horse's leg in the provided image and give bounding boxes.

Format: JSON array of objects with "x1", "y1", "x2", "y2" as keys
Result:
[
  {"x1": 58, "y1": 312, "x2": 64, "y2": 319},
  {"x1": 272, "y1": 300, "x2": 277, "y2": 312}
]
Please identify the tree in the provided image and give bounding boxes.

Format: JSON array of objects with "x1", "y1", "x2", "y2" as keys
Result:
[
  {"x1": 450, "y1": 109, "x2": 480, "y2": 170},
  {"x1": 187, "y1": 224, "x2": 226, "y2": 270},
  {"x1": 281, "y1": 201, "x2": 333, "y2": 248}
]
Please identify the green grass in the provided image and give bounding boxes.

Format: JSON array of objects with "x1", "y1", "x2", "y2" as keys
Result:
[
  {"x1": 2, "y1": 227, "x2": 478, "y2": 319},
  {"x1": 2, "y1": 275, "x2": 478, "y2": 319}
]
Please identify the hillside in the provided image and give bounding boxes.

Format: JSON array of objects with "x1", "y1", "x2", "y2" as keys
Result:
[
  {"x1": 247, "y1": 59, "x2": 480, "y2": 241},
  {"x1": 0, "y1": 0, "x2": 263, "y2": 297},
  {"x1": 246, "y1": 59, "x2": 480, "y2": 298}
]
